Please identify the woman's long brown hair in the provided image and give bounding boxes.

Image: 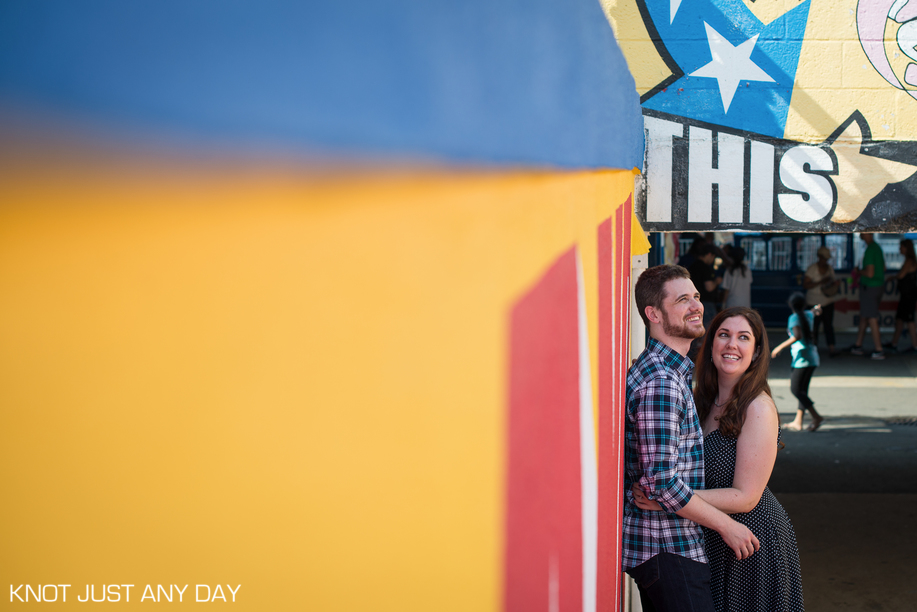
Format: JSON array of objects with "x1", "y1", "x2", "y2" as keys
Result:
[{"x1": 694, "y1": 307, "x2": 773, "y2": 438}]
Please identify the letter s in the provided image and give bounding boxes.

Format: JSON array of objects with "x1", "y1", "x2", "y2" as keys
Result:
[{"x1": 778, "y1": 145, "x2": 835, "y2": 222}]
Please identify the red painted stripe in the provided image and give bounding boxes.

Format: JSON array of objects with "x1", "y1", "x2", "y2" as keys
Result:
[
  {"x1": 597, "y1": 217, "x2": 615, "y2": 611},
  {"x1": 505, "y1": 248, "x2": 583, "y2": 612},
  {"x1": 597, "y1": 194, "x2": 635, "y2": 612}
]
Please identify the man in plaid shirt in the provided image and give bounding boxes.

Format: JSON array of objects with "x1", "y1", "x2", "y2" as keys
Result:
[{"x1": 624, "y1": 265, "x2": 759, "y2": 612}]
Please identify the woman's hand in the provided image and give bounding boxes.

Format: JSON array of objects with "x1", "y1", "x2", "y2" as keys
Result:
[
  {"x1": 631, "y1": 484, "x2": 663, "y2": 512},
  {"x1": 770, "y1": 347, "x2": 781, "y2": 358}
]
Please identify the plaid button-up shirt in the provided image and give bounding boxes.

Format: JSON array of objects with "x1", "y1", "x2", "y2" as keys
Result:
[{"x1": 622, "y1": 337, "x2": 706, "y2": 571}]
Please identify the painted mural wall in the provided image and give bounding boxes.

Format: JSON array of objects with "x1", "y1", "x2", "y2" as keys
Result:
[
  {"x1": 0, "y1": 1, "x2": 645, "y2": 611},
  {"x1": 604, "y1": 0, "x2": 917, "y2": 232},
  {"x1": 0, "y1": 164, "x2": 642, "y2": 612}
]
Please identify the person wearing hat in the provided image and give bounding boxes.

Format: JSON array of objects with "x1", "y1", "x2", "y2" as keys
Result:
[{"x1": 803, "y1": 246, "x2": 841, "y2": 356}]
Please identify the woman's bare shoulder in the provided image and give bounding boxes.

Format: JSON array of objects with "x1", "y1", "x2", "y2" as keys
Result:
[
  {"x1": 738, "y1": 393, "x2": 779, "y2": 442},
  {"x1": 747, "y1": 393, "x2": 778, "y2": 419}
]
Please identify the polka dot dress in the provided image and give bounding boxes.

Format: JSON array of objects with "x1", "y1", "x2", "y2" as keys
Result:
[{"x1": 702, "y1": 429, "x2": 804, "y2": 612}]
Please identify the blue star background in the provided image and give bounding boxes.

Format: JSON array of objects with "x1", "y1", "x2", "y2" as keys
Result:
[{"x1": 641, "y1": 0, "x2": 810, "y2": 138}]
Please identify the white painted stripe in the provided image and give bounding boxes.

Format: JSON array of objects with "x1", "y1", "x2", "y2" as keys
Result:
[
  {"x1": 577, "y1": 251, "x2": 598, "y2": 612},
  {"x1": 750, "y1": 140, "x2": 775, "y2": 223},
  {"x1": 644, "y1": 116, "x2": 683, "y2": 222},
  {"x1": 549, "y1": 554, "x2": 560, "y2": 612},
  {"x1": 716, "y1": 132, "x2": 745, "y2": 223}
]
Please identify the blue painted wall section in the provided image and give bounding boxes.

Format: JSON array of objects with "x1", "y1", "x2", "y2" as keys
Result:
[
  {"x1": 0, "y1": 0, "x2": 644, "y2": 170},
  {"x1": 640, "y1": 0, "x2": 809, "y2": 139}
]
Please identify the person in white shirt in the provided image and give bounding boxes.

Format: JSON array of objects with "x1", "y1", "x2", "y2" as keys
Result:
[{"x1": 720, "y1": 247, "x2": 752, "y2": 309}]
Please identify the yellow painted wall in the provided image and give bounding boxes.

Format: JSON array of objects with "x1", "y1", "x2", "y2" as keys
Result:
[{"x1": 0, "y1": 154, "x2": 638, "y2": 610}]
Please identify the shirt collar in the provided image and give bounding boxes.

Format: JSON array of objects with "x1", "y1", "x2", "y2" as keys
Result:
[{"x1": 647, "y1": 337, "x2": 694, "y2": 380}]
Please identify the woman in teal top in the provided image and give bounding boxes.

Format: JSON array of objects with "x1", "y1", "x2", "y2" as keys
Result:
[{"x1": 772, "y1": 293, "x2": 824, "y2": 431}]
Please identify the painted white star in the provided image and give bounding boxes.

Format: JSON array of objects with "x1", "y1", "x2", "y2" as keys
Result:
[
  {"x1": 670, "y1": 0, "x2": 683, "y2": 23},
  {"x1": 689, "y1": 22, "x2": 775, "y2": 114}
]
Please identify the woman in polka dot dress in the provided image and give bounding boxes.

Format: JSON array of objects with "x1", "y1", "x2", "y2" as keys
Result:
[{"x1": 634, "y1": 307, "x2": 804, "y2": 612}]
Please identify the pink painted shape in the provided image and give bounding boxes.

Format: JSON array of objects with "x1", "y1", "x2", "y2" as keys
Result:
[{"x1": 858, "y1": 0, "x2": 904, "y2": 88}]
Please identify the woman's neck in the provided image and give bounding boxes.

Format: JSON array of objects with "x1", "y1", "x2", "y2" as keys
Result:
[{"x1": 716, "y1": 375, "x2": 739, "y2": 404}]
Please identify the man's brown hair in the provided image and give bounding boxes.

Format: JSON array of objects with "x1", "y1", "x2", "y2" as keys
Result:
[{"x1": 634, "y1": 264, "x2": 692, "y2": 327}]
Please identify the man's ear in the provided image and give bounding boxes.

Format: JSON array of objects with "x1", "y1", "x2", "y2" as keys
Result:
[{"x1": 645, "y1": 305, "x2": 662, "y2": 324}]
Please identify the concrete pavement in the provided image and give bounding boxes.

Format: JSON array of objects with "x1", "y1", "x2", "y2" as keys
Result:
[{"x1": 767, "y1": 330, "x2": 917, "y2": 611}]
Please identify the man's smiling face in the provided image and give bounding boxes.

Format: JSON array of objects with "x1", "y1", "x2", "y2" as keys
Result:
[{"x1": 659, "y1": 278, "x2": 705, "y2": 340}]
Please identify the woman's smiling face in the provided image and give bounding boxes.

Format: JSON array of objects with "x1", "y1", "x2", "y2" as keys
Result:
[{"x1": 712, "y1": 315, "x2": 756, "y2": 378}]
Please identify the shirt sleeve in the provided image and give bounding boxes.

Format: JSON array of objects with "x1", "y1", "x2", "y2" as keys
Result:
[
  {"x1": 788, "y1": 313, "x2": 799, "y2": 336},
  {"x1": 631, "y1": 377, "x2": 694, "y2": 513}
]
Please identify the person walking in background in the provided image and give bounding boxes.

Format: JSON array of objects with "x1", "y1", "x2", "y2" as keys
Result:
[
  {"x1": 720, "y1": 246, "x2": 752, "y2": 309},
  {"x1": 689, "y1": 244, "x2": 721, "y2": 322},
  {"x1": 688, "y1": 244, "x2": 722, "y2": 359},
  {"x1": 680, "y1": 233, "x2": 732, "y2": 272},
  {"x1": 803, "y1": 246, "x2": 841, "y2": 357},
  {"x1": 772, "y1": 293, "x2": 824, "y2": 432},
  {"x1": 678, "y1": 235, "x2": 706, "y2": 269},
  {"x1": 851, "y1": 233, "x2": 886, "y2": 359},
  {"x1": 887, "y1": 238, "x2": 917, "y2": 352}
]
